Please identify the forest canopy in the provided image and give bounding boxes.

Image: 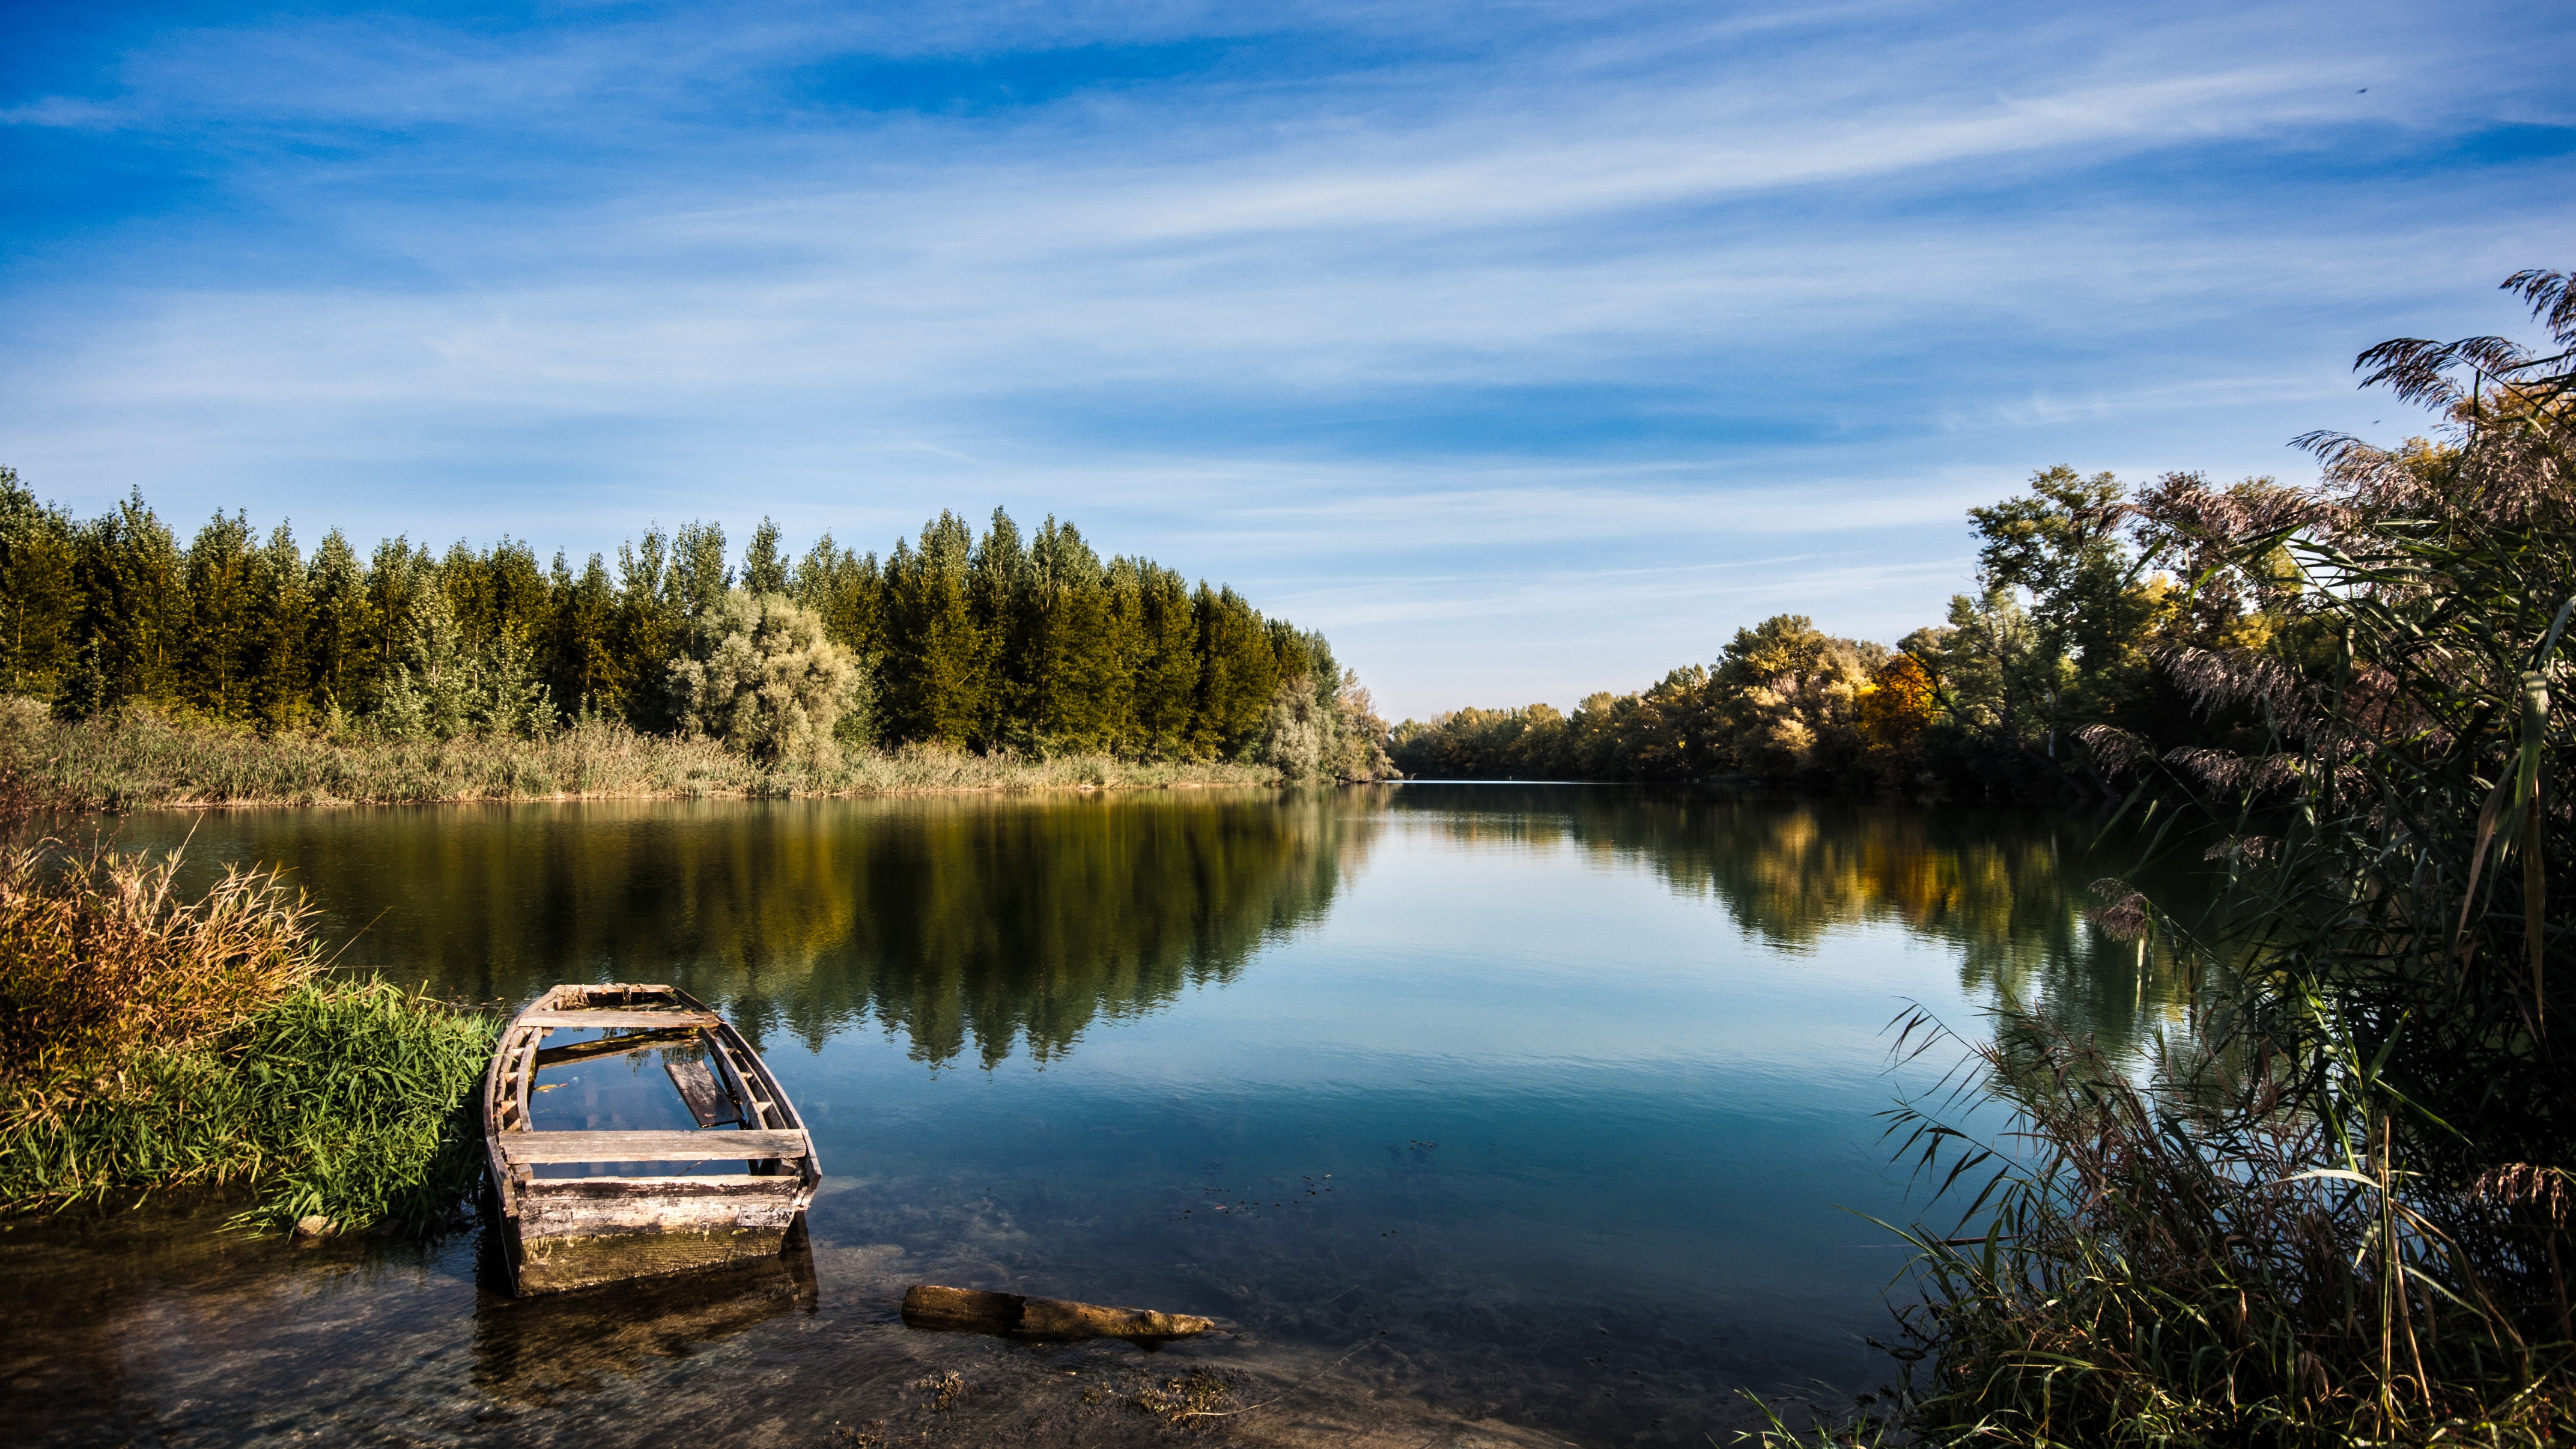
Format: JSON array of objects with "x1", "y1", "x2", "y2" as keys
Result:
[{"x1": 0, "y1": 493, "x2": 1387, "y2": 781}]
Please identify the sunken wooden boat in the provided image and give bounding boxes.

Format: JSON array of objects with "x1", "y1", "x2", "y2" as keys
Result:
[{"x1": 482, "y1": 983, "x2": 821, "y2": 1295}]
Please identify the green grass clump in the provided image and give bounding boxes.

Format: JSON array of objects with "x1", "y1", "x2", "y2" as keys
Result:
[
  {"x1": 1, "y1": 828, "x2": 497, "y2": 1235},
  {"x1": 4, "y1": 979, "x2": 496, "y2": 1235}
]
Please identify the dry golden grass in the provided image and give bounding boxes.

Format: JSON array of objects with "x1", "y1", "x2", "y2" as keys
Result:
[
  {"x1": 0, "y1": 697, "x2": 1281, "y2": 810},
  {"x1": 0, "y1": 837, "x2": 322, "y2": 1118}
]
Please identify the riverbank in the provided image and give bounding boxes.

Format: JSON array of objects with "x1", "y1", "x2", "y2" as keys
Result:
[
  {"x1": 0, "y1": 700, "x2": 1285, "y2": 810},
  {"x1": 0, "y1": 834, "x2": 493, "y2": 1235}
]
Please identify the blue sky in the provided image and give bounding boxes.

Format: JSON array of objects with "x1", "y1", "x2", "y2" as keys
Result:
[{"x1": 3, "y1": 1, "x2": 2571, "y2": 717}]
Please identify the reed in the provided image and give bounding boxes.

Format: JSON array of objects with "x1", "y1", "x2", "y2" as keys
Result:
[
  {"x1": 0, "y1": 831, "x2": 496, "y2": 1235},
  {"x1": 0, "y1": 697, "x2": 1283, "y2": 809},
  {"x1": 1870, "y1": 1016, "x2": 2574, "y2": 1448}
]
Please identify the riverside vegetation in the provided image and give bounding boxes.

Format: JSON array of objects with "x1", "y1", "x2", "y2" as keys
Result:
[
  {"x1": 1746, "y1": 271, "x2": 2576, "y2": 1446},
  {"x1": 0, "y1": 501, "x2": 1390, "y2": 806},
  {"x1": 0, "y1": 779, "x2": 494, "y2": 1236}
]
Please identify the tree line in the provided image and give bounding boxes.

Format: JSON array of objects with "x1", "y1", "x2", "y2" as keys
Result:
[
  {"x1": 0, "y1": 480, "x2": 1387, "y2": 777},
  {"x1": 1389, "y1": 462, "x2": 2312, "y2": 799}
]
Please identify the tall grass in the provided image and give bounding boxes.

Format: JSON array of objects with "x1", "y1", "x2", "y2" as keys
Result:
[
  {"x1": 1877, "y1": 1018, "x2": 2572, "y2": 1446},
  {"x1": 0, "y1": 830, "x2": 495, "y2": 1235},
  {"x1": 0, "y1": 697, "x2": 1285, "y2": 809}
]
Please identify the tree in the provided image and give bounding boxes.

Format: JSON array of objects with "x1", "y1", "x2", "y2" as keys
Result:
[
  {"x1": 667, "y1": 520, "x2": 731, "y2": 624},
  {"x1": 545, "y1": 551, "x2": 625, "y2": 717},
  {"x1": 246, "y1": 523, "x2": 312, "y2": 732},
  {"x1": 740, "y1": 517, "x2": 788, "y2": 597},
  {"x1": 375, "y1": 584, "x2": 473, "y2": 740},
  {"x1": 614, "y1": 527, "x2": 678, "y2": 731},
  {"x1": 668, "y1": 590, "x2": 864, "y2": 765},
  {"x1": 1120, "y1": 560, "x2": 1199, "y2": 757},
  {"x1": 880, "y1": 513, "x2": 988, "y2": 748},
  {"x1": 181, "y1": 511, "x2": 260, "y2": 721},
  {"x1": 0, "y1": 467, "x2": 77, "y2": 698},
  {"x1": 304, "y1": 529, "x2": 369, "y2": 721},
  {"x1": 1191, "y1": 585, "x2": 1276, "y2": 758},
  {"x1": 1027, "y1": 518, "x2": 1123, "y2": 751}
]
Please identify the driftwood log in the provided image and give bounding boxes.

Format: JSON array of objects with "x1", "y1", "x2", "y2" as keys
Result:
[{"x1": 901, "y1": 1284, "x2": 1213, "y2": 1344}]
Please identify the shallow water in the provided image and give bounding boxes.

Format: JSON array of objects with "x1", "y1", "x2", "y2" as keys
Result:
[{"x1": 2, "y1": 785, "x2": 2201, "y2": 1447}]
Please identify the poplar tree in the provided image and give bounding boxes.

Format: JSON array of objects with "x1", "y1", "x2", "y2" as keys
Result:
[
  {"x1": 0, "y1": 468, "x2": 77, "y2": 697},
  {"x1": 1121, "y1": 561, "x2": 1200, "y2": 756},
  {"x1": 615, "y1": 527, "x2": 677, "y2": 730},
  {"x1": 968, "y1": 509, "x2": 1031, "y2": 747},
  {"x1": 791, "y1": 533, "x2": 882, "y2": 664},
  {"x1": 303, "y1": 529, "x2": 368, "y2": 719},
  {"x1": 740, "y1": 517, "x2": 788, "y2": 597},
  {"x1": 247, "y1": 523, "x2": 312, "y2": 731},
  {"x1": 881, "y1": 513, "x2": 985, "y2": 747},
  {"x1": 546, "y1": 551, "x2": 624, "y2": 717},
  {"x1": 181, "y1": 511, "x2": 258, "y2": 720},
  {"x1": 1191, "y1": 585, "x2": 1277, "y2": 757},
  {"x1": 1028, "y1": 518, "x2": 1122, "y2": 750},
  {"x1": 667, "y1": 521, "x2": 731, "y2": 624}
]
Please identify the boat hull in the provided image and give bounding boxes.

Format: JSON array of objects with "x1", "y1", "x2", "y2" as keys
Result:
[{"x1": 507, "y1": 1176, "x2": 809, "y2": 1294}]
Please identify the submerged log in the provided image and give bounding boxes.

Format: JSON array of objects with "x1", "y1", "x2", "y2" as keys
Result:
[{"x1": 901, "y1": 1284, "x2": 1214, "y2": 1344}]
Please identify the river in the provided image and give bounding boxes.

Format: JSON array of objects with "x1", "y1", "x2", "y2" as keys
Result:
[{"x1": 0, "y1": 784, "x2": 2203, "y2": 1447}]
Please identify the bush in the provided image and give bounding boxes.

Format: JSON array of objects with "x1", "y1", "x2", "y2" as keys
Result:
[{"x1": 668, "y1": 589, "x2": 867, "y2": 765}]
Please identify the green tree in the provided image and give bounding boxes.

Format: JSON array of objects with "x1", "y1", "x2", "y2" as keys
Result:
[
  {"x1": 545, "y1": 551, "x2": 625, "y2": 717},
  {"x1": 1117, "y1": 559, "x2": 1199, "y2": 757},
  {"x1": 667, "y1": 520, "x2": 731, "y2": 624},
  {"x1": 246, "y1": 523, "x2": 313, "y2": 732},
  {"x1": 614, "y1": 527, "x2": 678, "y2": 731},
  {"x1": 303, "y1": 529, "x2": 369, "y2": 722},
  {"x1": 0, "y1": 467, "x2": 78, "y2": 698},
  {"x1": 968, "y1": 509, "x2": 1032, "y2": 747},
  {"x1": 180, "y1": 511, "x2": 260, "y2": 721},
  {"x1": 881, "y1": 512, "x2": 986, "y2": 747},
  {"x1": 1027, "y1": 518, "x2": 1122, "y2": 750},
  {"x1": 1191, "y1": 585, "x2": 1276, "y2": 758},
  {"x1": 791, "y1": 533, "x2": 882, "y2": 664}
]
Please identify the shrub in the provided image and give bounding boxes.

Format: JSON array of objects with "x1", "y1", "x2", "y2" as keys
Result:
[{"x1": 668, "y1": 589, "x2": 867, "y2": 765}]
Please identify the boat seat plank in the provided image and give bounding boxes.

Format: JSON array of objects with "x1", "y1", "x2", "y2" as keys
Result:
[
  {"x1": 518, "y1": 1010, "x2": 723, "y2": 1028},
  {"x1": 535, "y1": 1027, "x2": 703, "y2": 1069},
  {"x1": 494, "y1": 1128, "x2": 809, "y2": 1164},
  {"x1": 664, "y1": 1059, "x2": 741, "y2": 1128}
]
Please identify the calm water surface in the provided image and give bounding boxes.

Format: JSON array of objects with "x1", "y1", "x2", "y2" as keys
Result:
[{"x1": 1, "y1": 785, "x2": 2199, "y2": 1447}]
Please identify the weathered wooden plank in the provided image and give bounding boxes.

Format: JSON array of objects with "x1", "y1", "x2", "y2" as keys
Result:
[
  {"x1": 523, "y1": 1175, "x2": 784, "y2": 1196},
  {"x1": 494, "y1": 1129, "x2": 809, "y2": 1164},
  {"x1": 521, "y1": 1191, "x2": 803, "y2": 1235},
  {"x1": 664, "y1": 1058, "x2": 740, "y2": 1128},
  {"x1": 900, "y1": 1284, "x2": 1214, "y2": 1343},
  {"x1": 514, "y1": 1223, "x2": 794, "y2": 1293},
  {"x1": 519, "y1": 1010, "x2": 721, "y2": 1028},
  {"x1": 533, "y1": 1027, "x2": 702, "y2": 1069}
]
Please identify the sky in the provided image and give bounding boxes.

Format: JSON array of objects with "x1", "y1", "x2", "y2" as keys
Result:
[{"x1": 2, "y1": 1, "x2": 2572, "y2": 718}]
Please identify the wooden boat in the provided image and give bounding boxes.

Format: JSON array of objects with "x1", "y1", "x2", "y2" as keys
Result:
[{"x1": 482, "y1": 983, "x2": 821, "y2": 1295}]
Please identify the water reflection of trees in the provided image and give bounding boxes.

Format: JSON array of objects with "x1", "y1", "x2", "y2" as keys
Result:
[
  {"x1": 1394, "y1": 785, "x2": 2214, "y2": 1053},
  {"x1": 230, "y1": 791, "x2": 1381, "y2": 1068}
]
